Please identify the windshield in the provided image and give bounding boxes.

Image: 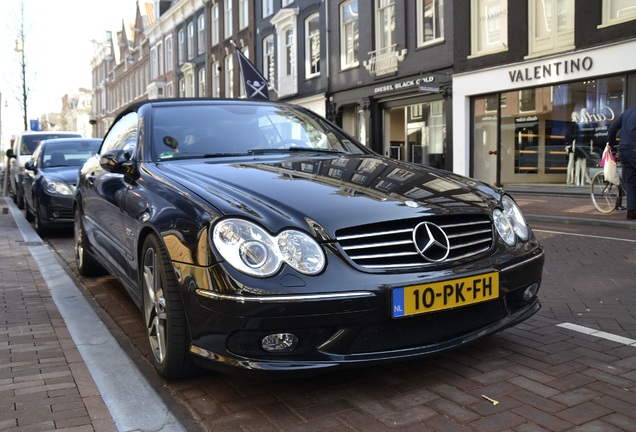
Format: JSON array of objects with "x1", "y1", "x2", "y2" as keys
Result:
[
  {"x1": 42, "y1": 140, "x2": 102, "y2": 167},
  {"x1": 21, "y1": 133, "x2": 81, "y2": 156},
  {"x1": 151, "y1": 103, "x2": 368, "y2": 161}
]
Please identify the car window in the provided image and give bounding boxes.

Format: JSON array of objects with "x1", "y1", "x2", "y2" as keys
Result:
[
  {"x1": 43, "y1": 142, "x2": 101, "y2": 167},
  {"x1": 102, "y1": 112, "x2": 139, "y2": 155},
  {"x1": 21, "y1": 136, "x2": 41, "y2": 155},
  {"x1": 151, "y1": 104, "x2": 366, "y2": 161},
  {"x1": 20, "y1": 133, "x2": 82, "y2": 155},
  {"x1": 31, "y1": 144, "x2": 43, "y2": 165}
]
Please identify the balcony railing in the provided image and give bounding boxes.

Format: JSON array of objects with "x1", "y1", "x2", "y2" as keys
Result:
[{"x1": 363, "y1": 45, "x2": 408, "y2": 77}]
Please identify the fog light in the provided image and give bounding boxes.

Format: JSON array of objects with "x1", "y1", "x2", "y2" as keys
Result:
[
  {"x1": 523, "y1": 283, "x2": 539, "y2": 302},
  {"x1": 261, "y1": 333, "x2": 298, "y2": 352}
]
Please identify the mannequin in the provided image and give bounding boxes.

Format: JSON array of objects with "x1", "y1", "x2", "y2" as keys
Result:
[
  {"x1": 565, "y1": 112, "x2": 577, "y2": 185},
  {"x1": 565, "y1": 142, "x2": 576, "y2": 184}
]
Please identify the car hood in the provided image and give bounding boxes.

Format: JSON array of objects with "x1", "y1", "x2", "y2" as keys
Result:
[
  {"x1": 157, "y1": 154, "x2": 503, "y2": 234},
  {"x1": 42, "y1": 166, "x2": 81, "y2": 184}
]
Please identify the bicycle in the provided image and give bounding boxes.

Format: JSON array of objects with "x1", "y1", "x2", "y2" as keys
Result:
[{"x1": 590, "y1": 165, "x2": 626, "y2": 213}]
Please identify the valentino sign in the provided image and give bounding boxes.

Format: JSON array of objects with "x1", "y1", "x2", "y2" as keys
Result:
[{"x1": 508, "y1": 56, "x2": 593, "y2": 83}]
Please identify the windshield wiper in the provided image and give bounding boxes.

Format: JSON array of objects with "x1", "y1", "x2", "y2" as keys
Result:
[
  {"x1": 202, "y1": 153, "x2": 247, "y2": 158},
  {"x1": 247, "y1": 147, "x2": 346, "y2": 155},
  {"x1": 158, "y1": 152, "x2": 245, "y2": 161}
]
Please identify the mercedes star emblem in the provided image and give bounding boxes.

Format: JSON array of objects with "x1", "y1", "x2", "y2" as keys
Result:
[{"x1": 413, "y1": 222, "x2": 450, "y2": 262}]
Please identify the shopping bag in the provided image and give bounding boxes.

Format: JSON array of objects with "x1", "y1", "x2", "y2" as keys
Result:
[{"x1": 601, "y1": 144, "x2": 620, "y2": 185}]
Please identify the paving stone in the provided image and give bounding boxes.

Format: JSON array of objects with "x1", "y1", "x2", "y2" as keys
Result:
[{"x1": 555, "y1": 401, "x2": 614, "y2": 425}]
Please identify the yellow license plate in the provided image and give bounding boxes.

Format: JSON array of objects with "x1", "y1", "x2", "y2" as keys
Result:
[{"x1": 392, "y1": 271, "x2": 499, "y2": 318}]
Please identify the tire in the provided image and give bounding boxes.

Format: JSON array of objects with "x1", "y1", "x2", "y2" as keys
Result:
[
  {"x1": 590, "y1": 171, "x2": 619, "y2": 214},
  {"x1": 74, "y1": 208, "x2": 106, "y2": 276},
  {"x1": 141, "y1": 234, "x2": 196, "y2": 379},
  {"x1": 32, "y1": 198, "x2": 49, "y2": 236},
  {"x1": 9, "y1": 180, "x2": 17, "y2": 204},
  {"x1": 16, "y1": 185, "x2": 25, "y2": 210},
  {"x1": 25, "y1": 197, "x2": 35, "y2": 222}
]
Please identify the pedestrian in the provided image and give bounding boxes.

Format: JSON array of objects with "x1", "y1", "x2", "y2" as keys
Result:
[{"x1": 608, "y1": 106, "x2": 636, "y2": 220}]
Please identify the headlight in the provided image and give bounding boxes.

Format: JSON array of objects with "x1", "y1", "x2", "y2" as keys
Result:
[
  {"x1": 43, "y1": 178, "x2": 74, "y2": 195},
  {"x1": 212, "y1": 219, "x2": 325, "y2": 277},
  {"x1": 493, "y1": 195, "x2": 529, "y2": 246}
]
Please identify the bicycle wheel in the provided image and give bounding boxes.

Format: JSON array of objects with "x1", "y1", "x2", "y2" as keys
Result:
[{"x1": 590, "y1": 171, "x2": 619, "y2": 213}]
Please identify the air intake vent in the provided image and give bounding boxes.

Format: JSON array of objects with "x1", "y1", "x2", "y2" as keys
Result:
[{"x1": 336, "y1": 214, "x2": 493, "y2": 270}]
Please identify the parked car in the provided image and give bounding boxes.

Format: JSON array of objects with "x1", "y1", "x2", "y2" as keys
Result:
[
  {"x1": 6, "y1": 131, "x2": 82, "y2": 209},
  {"x1": 74, "y1": 98, "x2": 545, "y2": 378},
  {"x1": 22, "y1": 137, "x2": 101, "y2": 235}
]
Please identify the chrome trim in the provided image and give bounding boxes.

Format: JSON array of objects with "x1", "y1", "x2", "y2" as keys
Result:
[
  {"x1": 342, "y1": 239, "x2": 413, "y2": 251},
  {"x1": 500, "y1": 250, "x2": 545, "y2": 272},
  {"x1": 337, "y1": 227, "x2": 412, "y2": 241},
  {"x1": 363, "y1": 262, "x2": 432, "y2": 269},
  {"x1": 349, "y1": 251, "x2": 418, "y2": 260},
  {"x1": 448, "y1": 228, "x2": 492, "y2": 239},
  {"x1": 336, "y1": 215, "x2": 494, "y2": 270},
  {"x1": 452, "y1": 245, "x2": 491, "y2": 260},
  {"x1": 195, "y1": 289, "x2": 375, "y2": 303},
  {"x1": 441, "y1": 220, "x2": 490, "y2": 229}
]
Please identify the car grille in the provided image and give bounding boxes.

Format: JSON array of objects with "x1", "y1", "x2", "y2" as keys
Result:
[{"x1": 335, "y1": 214, "x2": 494, "y2": 270}]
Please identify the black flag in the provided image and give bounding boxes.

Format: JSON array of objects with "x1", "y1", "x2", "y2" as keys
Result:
[{"x1": 235, "y1": 47, "x2": 270, "y2": 100}]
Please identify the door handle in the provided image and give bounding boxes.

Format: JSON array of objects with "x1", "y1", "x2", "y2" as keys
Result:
[{"x1": 488, "y1": 150, "x2": 497, "y2": 155}]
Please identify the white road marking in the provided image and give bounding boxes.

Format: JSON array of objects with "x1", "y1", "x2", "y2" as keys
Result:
[
  {"x1": 534, "y1": 229, "x2": 636, "y2": 242},
  {"x1": 557, "y1": 322, "x2": 636, "y2": 346}
]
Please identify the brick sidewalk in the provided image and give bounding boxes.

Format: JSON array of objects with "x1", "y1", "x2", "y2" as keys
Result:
[{"x1": 0, "y1": 204, "x2": 117, "y2": 431}]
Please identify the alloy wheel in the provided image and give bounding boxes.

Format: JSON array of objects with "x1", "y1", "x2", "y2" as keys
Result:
[{"x1": 143, "y1": 246, "x2": 168, "y2": 365}]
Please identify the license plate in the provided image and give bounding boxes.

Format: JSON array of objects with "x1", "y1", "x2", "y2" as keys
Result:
[{"x1": 392, "y1": 271, "x2": 499, "y2": 318}]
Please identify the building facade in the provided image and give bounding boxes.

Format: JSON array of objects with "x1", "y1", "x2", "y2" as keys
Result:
[
  {"x1": 90, "y1": 2, "x2": 154, "y2": 138},
  {"x1": 90, "y1": 0, "x2": 636, "y2": 188},
  {"x1": 453, "y1": 1, "x2": 636, "y2": 187},
  {"x1": 326, "y1": 0, "x2": 454, "y2": 171},
  {"x1": 254, "y1": 0, "x2": 328, "y2": 116}
]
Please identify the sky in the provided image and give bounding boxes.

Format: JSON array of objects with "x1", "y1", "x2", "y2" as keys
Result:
[{"x1": 0, "y1": 0, "x2": 137, "y2": 140}]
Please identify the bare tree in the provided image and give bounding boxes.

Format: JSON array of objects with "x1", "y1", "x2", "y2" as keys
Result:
[
  {"x1": 15, "y1": 1, "x2": 29, "y2": 131},
  {"x1": 3, "y1": 0, "x2": 31, "y2": 131}
]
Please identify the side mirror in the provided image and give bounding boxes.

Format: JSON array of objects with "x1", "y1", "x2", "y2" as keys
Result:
[
  {"x1": 24, "y1": 160, "x2": 36, "y2": 172},
  {"x1": 99, "y1": 149, "x2": 133, "y2": 174},
  {"x1": 6, "y1": 149, "x2": 15, "y2": 158}
]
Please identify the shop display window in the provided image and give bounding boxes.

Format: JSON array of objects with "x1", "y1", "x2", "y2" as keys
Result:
[{"x1": 472, "y1": 75, "x2": 624, "y2": 185}]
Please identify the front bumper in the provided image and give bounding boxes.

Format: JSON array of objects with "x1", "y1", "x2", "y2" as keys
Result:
[
  {"x1": 38, "y1": 194, "x2": 74, "y2": 227},
  {"x1": 176, "y1": 247, "x2": 545, "y2": 376}
]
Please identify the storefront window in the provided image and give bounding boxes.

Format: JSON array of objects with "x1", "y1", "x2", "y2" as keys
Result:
[
  {"x1": 472, "y1": 75, "x2": 625, "y2": 186},
  {"x1": 386, "y1": 100, "x2": 446, "y2": 168}
]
